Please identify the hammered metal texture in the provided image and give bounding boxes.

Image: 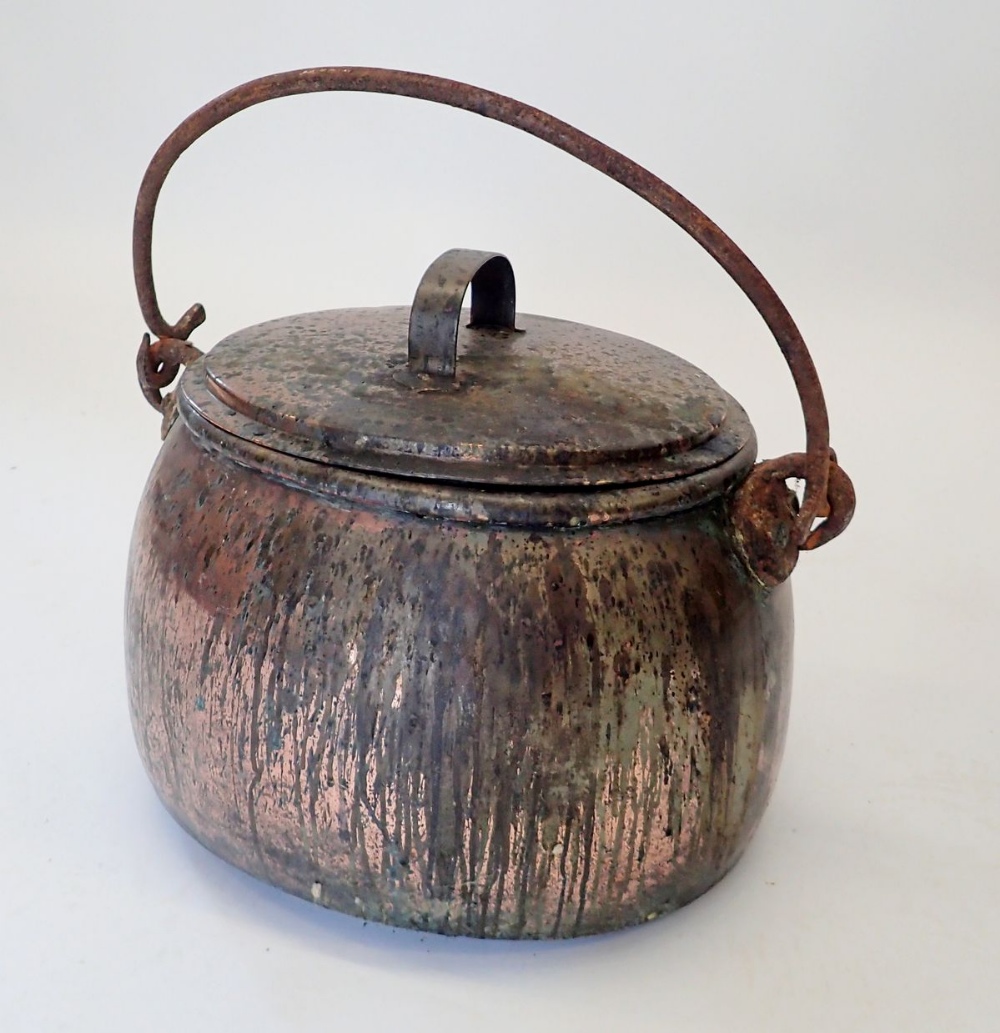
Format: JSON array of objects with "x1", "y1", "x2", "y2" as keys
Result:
[
  {"x1": 202, "y1": 308, "x2": 738, "y2": 487},
  {"x1": 126, "y1": 422, "x2": 793, "y2": 938},
  {"x1": 134, "y1": 67, "x2": 852, "y2": 541},
  {"x1": 179, "y1": 357, "x2": 757, "y2": 529}
]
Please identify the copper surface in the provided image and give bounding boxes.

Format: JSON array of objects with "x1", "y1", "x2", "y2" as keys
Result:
[
  {"x1": 129, "y1": 66, "x2": 854, "y2": 578},
  {"x1": 123, "y1": 70, "x2": 858, "y2": 938},
  {"x1": 127, "y1": 422, "x2": 793, "y2": 937},
  {"x1": 198, "y1": 307, "x2": 740, "y2": 489}
]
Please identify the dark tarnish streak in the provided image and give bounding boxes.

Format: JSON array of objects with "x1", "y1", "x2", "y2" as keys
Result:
[{"x1": 126, "y1": 423, "x2": 793, "y2": 938}]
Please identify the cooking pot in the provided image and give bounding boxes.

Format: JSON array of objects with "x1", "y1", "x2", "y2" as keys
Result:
[{"x1": 126, "y1": 68, "x2": 855, "y2": 939}]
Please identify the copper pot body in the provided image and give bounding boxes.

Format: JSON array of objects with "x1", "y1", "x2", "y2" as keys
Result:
[{"x1": 125, "y1": 415, "x2": 792, "y2": 939}]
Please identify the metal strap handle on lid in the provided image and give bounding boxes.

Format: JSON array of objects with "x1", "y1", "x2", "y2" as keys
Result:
[
  {"x1": 408, "y1": 249, "x2": 518, "y2": 378},
  {"x1": 131, "y1": 66, "x2": 854, "y2": 585}
]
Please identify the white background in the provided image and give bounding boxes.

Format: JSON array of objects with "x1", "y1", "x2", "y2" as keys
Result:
[{"x1": 2, "y1": 2, "x2": 999, "y2": 1030}]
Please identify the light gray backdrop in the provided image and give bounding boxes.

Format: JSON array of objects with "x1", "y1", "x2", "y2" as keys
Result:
[{"x1": 2, "y1": 2, "x2": 998, "y2": 1031}]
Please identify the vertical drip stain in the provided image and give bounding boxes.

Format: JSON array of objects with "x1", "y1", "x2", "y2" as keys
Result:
[{"x1": 125, "y1": 429, "x2": 793, "y2": 938}]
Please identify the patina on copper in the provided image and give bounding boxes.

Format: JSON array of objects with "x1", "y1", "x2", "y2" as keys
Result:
[
  {"x1": 407, "y1": 249, "x2": 519, "y2": 378},
  {"x1": 198, "y1": 306, "x2": 743, "y2": 489},
  {"x1": 131, "y1": 66, "x2": 851, "y2": 552},
  {"x1": 125, "y1": 68, "x2": 856, "y2": 938},
  {"x1": 127, "y1": 425, "x2": 792, "y2": 938}
]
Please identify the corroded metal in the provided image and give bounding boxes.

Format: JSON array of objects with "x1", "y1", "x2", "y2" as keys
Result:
[
  {"x1": 178, "y1": 376, "x2": 758, "y2": 529},
  {"x1": 136, "y1": 333, "x2": 203, "y2": 412},
  {"x1": 407, "y1": 249, "x2": 517, "y2": 378},
  {"x1": 197, "y1": 306, "x2": 743, "y2": 489},
  {"x1": 130, "y1": 66, "x2": 849, "y2": 546},
  {"x1": 125, "y1": 69, "x2": 858, "y2": 938},
  {"x1": 731, "y1": 451, "x2": 857, "y2": 587},
  {"x1": 126, "y1": 421, "x2": 792, "y2": 938}
]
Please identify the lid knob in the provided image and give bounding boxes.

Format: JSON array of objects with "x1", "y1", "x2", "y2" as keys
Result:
[{"x1": 407, "y1": 249, "x2": 517, "y2": 378}]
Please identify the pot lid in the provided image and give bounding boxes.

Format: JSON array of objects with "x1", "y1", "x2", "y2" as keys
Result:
[{"x1": 189, "y1": 249, "x2": 752, "y2": 489}]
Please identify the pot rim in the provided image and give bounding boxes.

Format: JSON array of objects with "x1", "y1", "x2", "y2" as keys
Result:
[{"x1": 178, "y1": 361, "x2": 757, "y2": 529}]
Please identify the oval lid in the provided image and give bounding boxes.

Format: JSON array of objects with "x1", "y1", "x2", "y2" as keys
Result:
[{"x1": 188, "y1": 250, "x2": 753, "y2": 489}]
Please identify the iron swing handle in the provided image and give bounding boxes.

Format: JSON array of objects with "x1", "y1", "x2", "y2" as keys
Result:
[{"x1": 132, "y1": 66, "x2": 853, "y2": 585}]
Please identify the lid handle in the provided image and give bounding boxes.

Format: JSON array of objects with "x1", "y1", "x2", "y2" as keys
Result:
[
  {"x1": 408, "y1": 249, "x2": 516, "y2": 377},
  {"x1": 132, "y1": 67, "x2": 854, "y2": 584}
]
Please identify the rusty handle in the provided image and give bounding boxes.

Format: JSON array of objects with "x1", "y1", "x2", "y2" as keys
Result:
[{"x1": 133, "y1": 67, "x2": 853, "y2": 581}]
